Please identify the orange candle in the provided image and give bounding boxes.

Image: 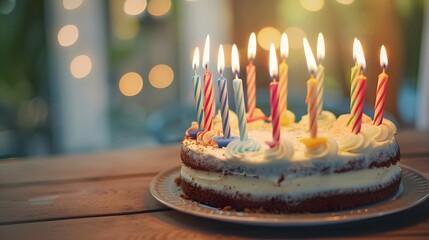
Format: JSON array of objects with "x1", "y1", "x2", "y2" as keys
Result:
[{"x1": 303, "y1": 38, "x2": 318, "y2": 138}]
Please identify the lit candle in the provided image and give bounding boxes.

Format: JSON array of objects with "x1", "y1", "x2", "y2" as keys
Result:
[
  {"x1": 202, "y1": 35, "x2": 214, "y2": 131},
  {"x1": 303, "y1": 38, "x2": 318, "y2": 138},
  {"x1": 348, "y1": 38, "x2": 360, "y2": 126},
  {"x1": 279, "y1": 33, "x2": 289, "y2": 118},
  {"x1": 316, "y1": 33, "x2": 325, "y2": 116},
  {"x1": 246, "y1": 33, "x2": 257, "y2": 119},
  {"x1": 352, "y1": 41, "x2": 367, "y2": 134},
  {"x1": 232, "y1": 44, "x2": 248, "y2": 141},
  {"x1": 373, "y1": 45, "x2": 389, "y2": 126},
  {"x1": 216, "y1": 44, "x2": 231, "y2": 138},
  {"x1": 268, "y1": 43, "x2": 280, "y2": 148},
  {"x1": 192, "y1": 47, "x2": 204, "y2": 131}
]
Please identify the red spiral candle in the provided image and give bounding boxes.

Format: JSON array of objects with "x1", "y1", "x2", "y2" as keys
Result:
[
  {"x1": 373, "y1": 45, "x2": 389, "y2": 126},
  {"x1": 352, "y1": 74, "x2": 367, "y2": 134}
]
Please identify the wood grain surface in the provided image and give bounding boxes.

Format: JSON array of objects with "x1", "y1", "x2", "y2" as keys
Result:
[
  {"x1": 0, "y1": 176, "x2": 167, "y2": 224},
  {"x1": 0, "y1": 144, "x2": 179, "y2": 185},
  {"x1": 1, "y1": 203, "x2": 428, "y2": 240}
]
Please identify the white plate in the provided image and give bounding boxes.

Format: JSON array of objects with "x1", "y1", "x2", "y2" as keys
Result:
[{"x1": 150, "y1": 165, "x2": 429, "y2": 226}]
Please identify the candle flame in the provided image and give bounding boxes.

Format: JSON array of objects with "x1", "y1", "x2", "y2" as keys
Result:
[
  {"x1": 280, "y1": 32, "x2": 288, "y2": 59},
  {"x1": 303, "y1": 38, "x2": 317, "y2": 75},
  {"x1": 192, "y1": 47, "x2": 199, "y2": 70},
  {"x1": 356, "y1": 40, "x2": 366, "y2": 70},
  {"x1": 231, "y1": 44, "x2": 240, "y2": 76},
  {"x1": 353, "y1": 38, "x2": 359, "y2": 62},
  {"x1": 269, "y1": 43, "x2": 278, "y2": 79},
  {"x1": 247, "y1": 32, "x2": 256, "y2": 60},
  {"x1": 217, "y1": 44, "x2": 225, "y2": 74},
  {"x1": 380, "y1": 45, "x2": 388, "y2": 69},
  {"x1": 202, "y1": 35, "x2": 210, "y2": 68},
  {"x1": 317, "y1": 33, "x2": 325, "y2": 62}
]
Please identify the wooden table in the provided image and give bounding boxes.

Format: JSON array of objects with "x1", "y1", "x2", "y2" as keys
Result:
[{"x1": 1, "y1": 129, "x2": 428, "y2": 239}]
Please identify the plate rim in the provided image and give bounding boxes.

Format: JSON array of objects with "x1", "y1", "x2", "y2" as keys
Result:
[{"x1": 150, "y1": 164, "x2": 429, "y2": 226}]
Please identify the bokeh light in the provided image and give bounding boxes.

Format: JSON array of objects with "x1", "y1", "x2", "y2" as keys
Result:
[
  {"x1": 257, "y1": 27, "x2": 281, "y2": 51},
  {"x1": 124, "y1": 0, "x2": 147, "y2": 16},
  {"x1": 300, "y1": 0, "x2": 324, "y2": 12},
  {"x1": 285, "y1": 27, "x2": 307, "y2": 49},
  {"x1": 63, "y1": 0, "x2": 83, "y2": 10},
  {"x1": 57, "y1": 24, "x2": 79, "y2": 47},
  {"x1": 336, "y1": 0, "x2": 354, "y2": 5},
  {"x1": 113, "y1": 17, "x2": 140, "y2": 40},
  {"x1": 119, "y1": 72, "x2": 144, "y2": 96},
  {"x1": 0, "y1": 0, "x2": 16, "y2": 14},
  {"x1": 70, "y1": 55, "x2": 92, "y2": 79},
  {"x1": 148, "y1": 0, "x2": 171, "y2": 17},
  {"x1": 148, "y1": 64, "x2": 174, "y2": 89}
]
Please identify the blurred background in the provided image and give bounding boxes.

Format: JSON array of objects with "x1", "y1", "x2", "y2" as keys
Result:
[{"x1": 0, "y1": 0, "x2": 428, "y2": 159}]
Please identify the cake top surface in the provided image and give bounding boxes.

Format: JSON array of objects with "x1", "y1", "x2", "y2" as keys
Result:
[{"x1": 182, "y1": 111, "x2": 398, "y2": 170}]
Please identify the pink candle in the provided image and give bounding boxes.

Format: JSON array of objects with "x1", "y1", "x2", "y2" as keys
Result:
[
  {"x1": 246, "y1": 33, "x2": 257, "y2": 118},
  {"x1": 373, "y1": 45, "x2": 389, "y2": 126},
  {"x1": 268, "y1": 43, "x2": 280, "y2": 147},
  {"x1": 352, "y1": 75, "x2": 367, "y2": 134},
  {"x1": 202, "y1": 35, "x2": 214, "y2": 131}
]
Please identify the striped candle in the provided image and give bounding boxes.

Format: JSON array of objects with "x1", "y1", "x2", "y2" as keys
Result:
[
  {"x1": 316, "y1": 33, "x2": 325, "y2": 116},
  {"x1": 203, "y1": 71, "x2": 214, "y2": 131},
  {"x1": 269, "y1": 43, "x2": 280, "y2": 145},
  {"x1": 192, "y1": 47, "x2": 204, "y2": 129},
  {"x1": 303, "y1": 38, "x2": 319, "y2": 138},
  {"x1": 246, "y1": 33, "x2": 257, "y2": 118},
  {"x1": 246, "y1": 60, "x2": 256, "y2": 118},
  {"x1": 373, "y1": 45, "x2": 389, "y2": 126},
  {"x1": 351, "y1": 40, "x2": 367, "y2": 134},
  {"x1": 193, "y1": 74, "x2": 204, "y2": 130},
  {"x1": 232, "y1": 44, "x2": 248, "y2": 141},
  {"x1": 316, "y1": 65, "x2": 324, "y2": 116},
  {"x1": 217, "y1": 44, "x2": 231, "y2": 138},
  {"x1": 269, "y1": 81, "x2": 280, "y2": 143},
  {"x1": 279, "y1": 33, "x2": 289, "y2": 118},
  {"x1": 307, "y1": 77, "x2": 318, "y2": 138},
  {"x1": 348, "y1": 38, "x2": 361, "y2": 126},
  {"x1": 202, "y1": 35, "x2": 214, "y2": 131},
  {"x1": 233, "y1": 78, "x2": 248, "y2": 141},
  {"x1": 352, "y1": 74, "x2": 367, "y2": 134}
]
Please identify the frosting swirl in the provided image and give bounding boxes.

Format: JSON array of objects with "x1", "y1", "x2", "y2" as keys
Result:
[
  {"x1": 300, "y1": 111, "x2": 336, "y2": 129},
  {"x1": 197, "y1": 130, "x2": 221, "y2": 146},
  {"x1": 304, "y1": 137, "x2": 338, "y2": 159},
  {"x1": 362, "y1": 119, "x2": 397, "y2": 143},
  {"x1": 225, "y1": 139, "x2": 261, "y2": 161},
  {"x1": 264, "y1": 139, "x2": 294, "y2": 161},
  {"x1": 280, "y1": 110, "x2": 296, "y2": 127},
  {"x1": 335, "y1": 132, "x2": 371, "y2": 153},
  {"x1": 185, "y1": 121, "x2": 199, "y2": 136}
]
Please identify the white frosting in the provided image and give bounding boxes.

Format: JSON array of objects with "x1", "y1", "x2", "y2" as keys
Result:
[
  {"x1": 299, "y1": 111, "x2": 337, "y2": 129},
  {"x1": 181, "y1": 164, "x2": 401, "y2": 199}
]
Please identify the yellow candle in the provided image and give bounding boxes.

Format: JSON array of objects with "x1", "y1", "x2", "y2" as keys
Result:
[{"x1": 279, "y1": 33, "x2": 289, "y2": 118}]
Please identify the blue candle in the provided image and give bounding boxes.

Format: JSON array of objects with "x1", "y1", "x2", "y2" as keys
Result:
[{"x1": 217, "y1": 45, "x2": 231, "y2": 138}]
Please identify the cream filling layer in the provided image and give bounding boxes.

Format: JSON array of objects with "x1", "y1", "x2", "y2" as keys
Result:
[{"x1": 181, "y1": 164, "x2": 401, "y2": 199}]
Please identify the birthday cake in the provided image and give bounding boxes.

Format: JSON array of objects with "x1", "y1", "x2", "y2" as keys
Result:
[
  {"x1": 180, "y1": 111, "x2": 400, "y2": 213},
  {"x1": 179, "y1": 34, "x2": 400, "y2": 213}
]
